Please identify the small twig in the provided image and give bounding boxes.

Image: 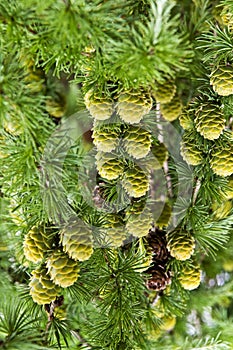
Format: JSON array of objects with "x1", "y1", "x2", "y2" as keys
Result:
[
  {"x1": 156, "y1": 102, "x2": 173, "y2": 199},
  {"x1": 71, "y1": 330, "x2": 92, "y2": 348},
  {"x1": 44, "y1": 296, "x2": 64, "y2": 333},
  {"x1": 191, "y1": 177, "x2": 201, "y2": 205}
]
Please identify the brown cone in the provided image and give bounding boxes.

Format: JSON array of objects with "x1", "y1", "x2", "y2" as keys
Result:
[
  {"x1": 146, "y1": 264, "x2": 171, "y2": 291},
  {"x1": 148, "y1": 229, "x2": 169, "y2": 263}
]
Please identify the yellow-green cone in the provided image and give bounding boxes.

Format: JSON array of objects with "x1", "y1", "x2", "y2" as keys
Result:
[
  {"x1": 166, "y1": 228, "x2": 195, "y2": 261},
  {"x1": 101, "y1": 214, "x2": 127, "y2": 248},
  {"x1": 160, "y1": 315, "x2": 176, "y2": 331},
  {"x1": 160, "y1": 94, "x2": 182, "y2": 122},
  {"x1": 29, "y1": 266, "x2": 60, "y2": 305},
  {"x1": 92, "y1": 123, "x2": 120, "y2": 152},
  {"x1": 155, "y1": 201, "x2": 172, "y2": 229},
  {"x1": 126, "y1": 207, "x2": 153, "y2": 238},
  {"x1": 194, "y1": 103, "x2": 225, "y2": 140},
  {"x1": 123, "y1": 126, "x2": 152, "y2": 159},
  {"x1": 84, "y1": 90, "x2": 114, "y2": 120},
  {"x1": 23, "y1": 226, "x2": 54, "y2": 263},
  {"x1": 151, "y1": 142, "x2": 168, "y2": 167},
  {"x1": 3, "y1": 112, "x2": 23, "y2": 136},
  {"x1": 210, "y1": 64, "x2": 233, "y2": 96},
  {"x1": 210, "y1": 136, "x2": 233, "y2": 177},
  {"x1": 179, "y1": 109, "x2": 194, "y2": 130},
  {"x1": 179, "y1": 263, "x2": 201, "y2": 290},
  {"x1": 45, "y1": 97, "x2": 66, "y2": 118},
  {"x1": 221, "y1": 7, "x2": 233, "y2": 31},
  {"x1": 60, "y1": 220, "x2": 93, "y2": 261},
  {"x1": 122, "y1": 166, "x2": 149, "y2": 198},
  {"x1": 152, "y1": 79, "x2": 176, "y2": 103},
  {"x1": 95, "y1": 151, "x2": 125, "y2": 180},
  {"x1": 212, "y1": 200, "x2": 232, "y2": 220},
  {"x1": 46, "y1": 250, "x2": 80, "y2": 288},
  {"x1": 180, "y1": 131, "x2": 203, "y2": 166},
  {"x1": 117, "y1": 90, "x2": 152, "y2": 124}
]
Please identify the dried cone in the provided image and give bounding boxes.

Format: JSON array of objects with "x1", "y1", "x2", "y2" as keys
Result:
[
  {"x1": 46, "y1": 250, "x2": 80, "y2": 288},
  {"x1": 166, "y1": 228, "x2": 195, "y2": 261},
  {"x1": 102, "y1": 214, "x2": 127, "y2": 248},
  {"x1": 179, "y1": 263, "x2": 201, "y2": 290},
  {"x1": 152, "y1": 79, "x2": 176, "y2": 103},
  {"x1": 95, "y1": 151, "x2": 124, "y2": 180},
  {"x1": 179, "y1": 109, "x2": 194, "y2": 130},
  {"x1": 117, "y1": 90, "x2": 152, "y2": 124},
  {"x1": 60, "y1": 219, "x2": 93, "y2": 261},
  {"x1": 146, "y1": 265, "x2": 171, "y2": 291},
  {"x1": 160, "y1": 94, "x2": 182, "y2": 122},
  {"x1": 148, "y1": 229, "x2": 169, "y2": 262},
  {"x1": 123, "y1": 126, "x2": 152, "y2": 159},
  {"x1": 92, "y1": 123, "x2": 121, "y2": 152},
  {"x1": 23, "y1": 226, "x2": 54, "y2": 263},
  {"x1": 126, "y1": 207, "x2": 153, "y2": 238},
  {"x1": 210, "y1": 136, "x2": 233, "y2": 177},
  {"x1": 29, "y1": 266, "x2": 60, "y2": 305},
  {"x1": 194, "y1": 103, "x2": 225, "y2": 140},
  {"x1": 180, "y1": 131, "x2": 204, "y2": 166},
  {"x1": 210, "y1": 64, "x2": 233, "y2": 96},
  {"x1": 122, "y1": 165, "x2": 149, "y2": 198},
  {"x1": 84, "y1": 90, "x2": 114, "y2": 120}
]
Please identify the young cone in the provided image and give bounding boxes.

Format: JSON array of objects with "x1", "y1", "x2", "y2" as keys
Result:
[
  {"x1": 210, "y1": 136, "x2": 233, "y2": 177},
  {"x1": 152, "y1": 79, "x2": 176, "y2": 103},
  {"x1": 194, "y1": 102, "x2": 225, "y2": 140},
  {"x1": 210, "y1": 63, "x2": 233, "y2": 96},
  {"x1": 60, "y1": 219, "x2": 93, "y2": 262},
  {"x1": 126, "y1": 206, "x2": 153, "y2": 238},
  {"x1": 179, "y1": 263, "x2": 201, "y2": 291},
  {"x1": 46, "y1": 249, "x2": 80, "y2": 288},
  {"x1": 29, "y1": 266, "x2": 60, "y2": 305},
  {"x1": 84, "y1": 90, "x2": 114, "y2": 120},
  {"x1": 95, "y1": 151, "x2": 125, "y2": 180},
  {"x1": 117, "y1": 90, "x2": 152, "y2": 124},
  {"x1": 123, "y1": 125, "x2": 152, "y2": 159},
  {"x1": 122, "y1": 165, "x2": 149, "y2": 198},
  {"x1": 160, "y1": 94, "x2": 182, "y2": 122},
  {"x1": 101, "y1": 214, "x2": 127, "y2": 248},
  {"x1": 166, "y1": 228, "x2": 195, "y2": 261},
  {"x1": 23, "y1": 226, "x2": 54, "y2": 263}
]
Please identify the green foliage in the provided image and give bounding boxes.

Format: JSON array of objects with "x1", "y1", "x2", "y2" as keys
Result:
[{"x1": 1, "y1": 0, "x2": 233, "y2": 349}]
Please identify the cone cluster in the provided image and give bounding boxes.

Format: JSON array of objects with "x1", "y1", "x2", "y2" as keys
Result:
[
  {"x1": 26, "y1": 220, "x2": 94, "y2": 305},
  {"x1": 179, "y1": 98, "x2": 230, "y2": 174}
]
